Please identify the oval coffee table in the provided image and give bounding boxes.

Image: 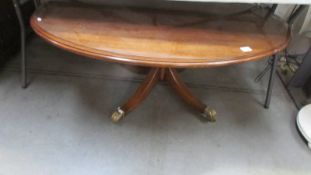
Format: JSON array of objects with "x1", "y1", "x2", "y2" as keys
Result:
[{"x1": 31, "y1": 2, "x2": 290, "y2": 122}]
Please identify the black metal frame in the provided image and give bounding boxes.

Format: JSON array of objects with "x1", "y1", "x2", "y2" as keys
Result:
[
  {"x1": 264, "y1": 55, "x2": 278, "y2": 108},
  {"x1": 263, "y1": 5, "x2": 306, "y2": 108},
  {"x1": 33, "y1": 0, "x2": 40, "y2": 8},
  {"x1": 12, "y1": 0, "x2": 39, "y2": 88},
  {"x1": 13, "y1": 0, "x2": 27, "y2": 88},
  {"x1": 288, "y1": 47, "x2": 311, "y2": 87},
  {"x1": 288, "y1": 5, "x2": 307, "y2": 26}
]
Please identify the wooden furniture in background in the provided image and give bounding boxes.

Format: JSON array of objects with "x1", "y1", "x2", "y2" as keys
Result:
[{"x1": 31, "y1": 2, "x2": 290, "y2": 122}]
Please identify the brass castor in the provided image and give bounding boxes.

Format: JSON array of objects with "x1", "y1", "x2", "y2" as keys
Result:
[
  {"x1": 202, "y1": 107, "x2": 216, "y2": 122},
  {"x1": 111, "y1": 107, "x2": 125, "y2": 123}
]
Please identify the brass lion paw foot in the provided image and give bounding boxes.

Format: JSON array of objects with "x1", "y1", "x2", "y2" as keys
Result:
[
  {"x1": 111, "y1": 107, "x2": 125, "y2": 123},
  {"x1": 202, "y1": 107, "x2": 216, "y2": 122}
]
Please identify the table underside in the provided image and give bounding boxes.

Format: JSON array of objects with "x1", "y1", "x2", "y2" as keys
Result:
[{"x1": 111, "y1": 67, "x2": 216, "y2": 122}]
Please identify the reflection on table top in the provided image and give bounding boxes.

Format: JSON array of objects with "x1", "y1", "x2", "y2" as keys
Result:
[{"x1": 31, "y1": 2, "x2": 289, "y2": 68}]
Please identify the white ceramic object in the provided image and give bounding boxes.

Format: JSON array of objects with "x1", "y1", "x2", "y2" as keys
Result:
[{"x1": 297, "y1": 104, "x2": 311, "y2": 149}]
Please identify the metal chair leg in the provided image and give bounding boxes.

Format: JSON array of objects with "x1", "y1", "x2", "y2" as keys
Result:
[
  {"x1": 33, "y1": 0, "x2": 40, "y2": 8},
  {"x1": 13, "y1": 0, "x2": 27, "y2": 88},
  {"x1": 264, "y1": 55, "x2": 278, "y2": 108}
]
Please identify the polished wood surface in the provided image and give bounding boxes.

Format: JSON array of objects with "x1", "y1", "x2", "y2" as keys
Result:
[
  {"x1": 31, "y1": 2, "x2": 289, "y2": 68},
  {"x1": 119, "y1": 68, "x2": 159, "y2": 114},
  {"x1": 166, "y1": 68, "x2": 206, "y2": 113}
]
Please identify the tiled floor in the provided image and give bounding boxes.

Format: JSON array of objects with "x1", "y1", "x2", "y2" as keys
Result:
[{"x1": 0, "y1": 37, "x2": 310, "y2": 175}]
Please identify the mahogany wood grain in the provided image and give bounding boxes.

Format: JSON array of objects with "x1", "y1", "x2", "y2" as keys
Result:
[
  {"x1": 166, "y1": 68, "x2": 206, "y2": 113},
  {"x1": 119, "y1": 68, "x2": 160, "y2": 114},
  {"x1": 31, "y1": 2, "x2": 290, "y2": 68}
]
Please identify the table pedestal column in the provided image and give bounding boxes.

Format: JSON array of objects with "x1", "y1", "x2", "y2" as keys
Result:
[{"x1": 111, "y1": 68, "x2": 216, "y2": 122}]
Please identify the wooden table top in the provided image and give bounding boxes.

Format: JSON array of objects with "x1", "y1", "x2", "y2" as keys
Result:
[{"x1": 31, "y1": 2, "x2": 290, "y2": 68}]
